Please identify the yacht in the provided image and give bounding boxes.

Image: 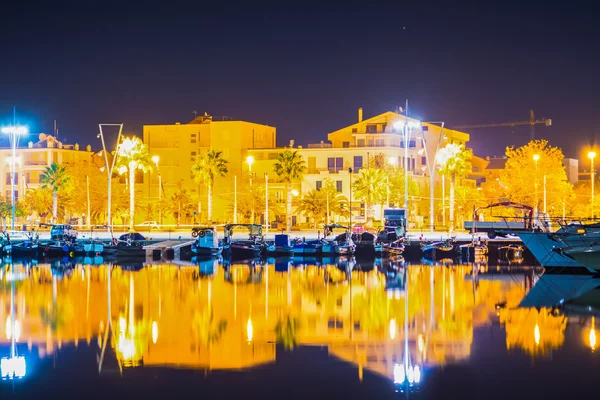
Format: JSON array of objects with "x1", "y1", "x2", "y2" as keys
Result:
[{"x1": 516, "y1": 221, "x2": 600, "y2": 272}]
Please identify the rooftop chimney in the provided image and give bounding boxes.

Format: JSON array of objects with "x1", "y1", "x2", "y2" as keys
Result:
[
  {"x1": 358, "y1": 108, "x2": 363, "y2": 123},
  {"x1": 289, "y1": 139, "x2": 295, "y2": 148}
]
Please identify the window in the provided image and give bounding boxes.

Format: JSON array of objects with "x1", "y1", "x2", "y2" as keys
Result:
[
  {"x1": 421, "y1": 156, "x2": 427, "y2": 165},
  {"x1": 336, "y1": 181, "x2": 343, "y2": 193},
  {"x1": 409, "y1": 140, "x2": 416, "y2": 148},
  {"x1": 353, "y1": 155, "x2": 363, "y2": 173},
  {"x1": 268, "y1": 153, "x2": 278, "y2": 160},
  {"x1": 351, "y1": 128, "x2": 357, "y2": 133},
  {"x1": 191, "y1": 151, "x2": 197, "y2": 162},
  {"x1": 357, "y1": 139, "x2": 365, "y2": 147},
  {"x1": 316, "y1": 180, "x2": 322, "y2": 190},
  {"x1": 473, "y1": 166, "x2": 480, "y2": 172},
  {"x1": 342, "y1": 141, "x2": 350, "y2": 148},
  {"x1": 328, "y1": 157, "x2": 343, "y2": 173},
  {"x1": 376, "y1": 139, "x2": 384, "y2": 147},
  {"x1": 191, "y1": 133, "x2": 197, "y2": 144},
  {"x1": 411, "y1": 158, "x2": 416, "y2": 171},
  {"x1": 366, "y1": 124, "x2": 377, "y2": 133},
  {"x1": 5, "y1": 173, "x2": 17, "y2": 185}
]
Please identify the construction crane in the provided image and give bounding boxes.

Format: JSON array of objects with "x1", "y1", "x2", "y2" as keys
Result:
[{"x1": 454, "y1": 110, "x2": 552, "y2": 141}]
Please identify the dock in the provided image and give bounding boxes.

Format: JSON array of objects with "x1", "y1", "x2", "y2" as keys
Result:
[{"x1": 143, "y1": 240, "x2": 195, "y2": 259}]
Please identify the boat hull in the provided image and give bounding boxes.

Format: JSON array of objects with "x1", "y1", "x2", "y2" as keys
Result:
[
  {"x1": 192, "y1": 246, "x2": 223, "y2": 256},
  {"x1": 564, "y1": 250, "x2": 600, "y2": 272},
  {"x1": 516, "y1": 231, "x2": 595, "y2": 269}
]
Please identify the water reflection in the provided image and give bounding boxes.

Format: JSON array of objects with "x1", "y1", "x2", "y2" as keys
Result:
[{"x1": 0, "y1": 256, "x2": 598, "y2": 390}]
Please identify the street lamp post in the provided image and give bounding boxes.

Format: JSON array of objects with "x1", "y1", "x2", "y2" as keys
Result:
[
  {"x1": 246, "y1": 156, "x2": 255, "y2": 224},
  {"x1": 152, "y1": 155, "x2": 161, "y2": 225},
  {"x1": 98, "y1": 124, "x2": 123, "y2": 233},
  {"x1": 234, "y1": 175, "x2": 238, "y2": 224},
  {"x1": 533, "y1": 154, "x2": 540, "y2": 215},
  {"x1": 348, "y1": 168, "x2": 353, "y2": 229},
  {"x1": 265, "y1": 173, "x2": 269, "y2": 233},
  {"x1": 2, "y1": 125, "x2": 28, "y2": 230},
  {"x1": 421, "y1": 121, "x2": 446, "y2": 232},
  {"x1": 589, "y1": 151, "x2": 596, "y2": 219}
]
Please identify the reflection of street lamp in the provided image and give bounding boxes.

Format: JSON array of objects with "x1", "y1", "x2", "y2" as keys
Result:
[
  {"x1": 588, "y1": 151, "x2": 596, "y2": 218},
  {"x1": 533, "y1": 154, "x2": 540, "y2": 215},
  {"x1": 389, "y1": 319, "x2": 396, "y2": 340},
  {"x1": 348, "y1": 168, "x2": 353, "y2": 228},
  {"x1": 2, "y1": 125, "x2": 28, "y2": 230},
  {"x1": 246, "y1": 156, "x2": 255, "y2": 223},
  {"x1": 152, "y1": 155, "x2": 162, "y2": 225},
  {"x1": 246, "y1": 317, "x2": 253, "y2": 342}
]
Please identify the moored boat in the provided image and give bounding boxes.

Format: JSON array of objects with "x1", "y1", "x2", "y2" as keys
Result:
[
  {"x1": 223, "y1": 224, "x2": 265, "y2": 259},
  {"x1": 323, "y1": 224, "x2": 355, "y2": 256},
  {"x1": 191, "y1": 227, "x2": 223, "y2": 256},
  {"x1": 498, "y1": 244, "x2": 524, "y2": 264},
  {"x1": 421, "y1": 239, "x2": 457, "y2": 259},
  {"x1": 267, "y1": 234, "x2": 294, "y2": 256}
]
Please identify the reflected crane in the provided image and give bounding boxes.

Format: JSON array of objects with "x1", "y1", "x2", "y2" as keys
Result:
[{"x1": 455, "y1": 110, "x2": 552, "y2": 141}]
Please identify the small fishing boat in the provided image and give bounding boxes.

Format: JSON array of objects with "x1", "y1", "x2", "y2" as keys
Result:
[
  {"x1": 39, "y1": 224, "x2": 79, "y2": 257},
  {"x1": 223, "y1": 224, "x2": 265, "y2": 259},
  {"x1": 103, "y1": 232, "x2": 147, "y2": 257},
  {"x1": 353, "y1": 231, "x2": 383, "y2": 257},
  {"x1": 421, "y1": 238, "x2": 457, "y2": 259},
  {"x1": 323, "y1": 224, "x2": 355, "y2": 256},
  {"x1": 382, "y1": 239, "x2": 406, "y2": 257},
  {"x1": 293, "y1": 239, "x2": 324, "y2": 255},
  {"x1": 267, "y1": 234, "x2": 294, "y2": 256},
  {"x1": 191, "y1": 227, "x2": 223, "y2": 256},
  {"x1": 498, "y1": 244, "x2": 525, "y2": 264}
]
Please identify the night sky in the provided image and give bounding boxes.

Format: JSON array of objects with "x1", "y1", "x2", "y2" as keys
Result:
[{"x1": 1, "y1": 1, "x2": 598, "y2": 159}]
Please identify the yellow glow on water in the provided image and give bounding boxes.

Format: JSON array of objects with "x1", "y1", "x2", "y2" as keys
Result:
[
  {"x1": 247, "y1": 317, "x2": 253, "y2": 342},
  {"x1": 14, "y1": 320, "x2": 20, "y2": 342},
  {"x1": 590, "y1": 317, "x2": 596, "y2": 351},
  {"x1": 5, "y1": 317, "x2": 10, "y2": 340},
  {"x1": 152, "y1": 321, "x2": 158, "y2": 344},
  {"x1": 417, "y1": 334, "x2": 424, "y2": 353},
  {"x1": 389, "y1": 319, "x2": 396, "y2": 340},
  {"x1": 534, "y1": 324, "x2": 540, "y2": 345},
  {"x1": 119, "y1": 316, "x2": 126, "y2": 332}
]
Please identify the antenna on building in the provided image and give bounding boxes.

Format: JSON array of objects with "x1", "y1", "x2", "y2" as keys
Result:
[
  {"x1": 54, "y1": 120, "x2": 57, "y2": 136},
  {"x1": 192, "y1": 111, "x2": 197, "y2": 119}
]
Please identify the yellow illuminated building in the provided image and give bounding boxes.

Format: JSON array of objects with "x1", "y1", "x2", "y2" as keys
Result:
[
  {"x1": 248, "y1": 109, "x2": 472, "y2": 229},
  {"x1": 0, "y1": 134, "x2": 94, "y2": 207},
  {"x1": 142, "y1": 115, "x2": 276, "y2": 224}
]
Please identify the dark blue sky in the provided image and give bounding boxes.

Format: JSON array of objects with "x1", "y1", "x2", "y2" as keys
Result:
[{"x1": 1, "y1": 1, "x2": 598, "y2": 158}]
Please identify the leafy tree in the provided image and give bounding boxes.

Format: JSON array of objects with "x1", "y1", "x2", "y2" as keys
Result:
[
  {"x1": 453, "y1": 185, "x2": 486, "y2": 228},
  {"x1": 40, "y1": 163, "x2": 72, "y2": 223},
  {"x1": 273, "y1": 150, "x2": 306, "y2": 232},
  {"x1": 115, "y1": 136, "x2": 153, "y2": 230},
  {"x1": 502, "y1": 140, "x2": 574, "y2": 217},
  {"x1": 297, "y1": 189, "x2": 327, "y2": 230},
  {"x1": 436, "y1": 143, "x2": 472, "y2": 232},
  {"x1": 352, "y1": 167, "x2": 386, "y2": 222},
  {"x1": 386, "y1": 166, "x2": 420, "y2": 208},
  {"x1": 167, "y1": 180, "x2": 196, "y2": 226},
  {"x1": 23, "y1": 188, "x2": 53, "y2": 222},
  {"x1": 0, "y1": 200, "x2": 25, "y2": 228},
  {"x1": 192, "y1": 150, "x2": 228, "y2": 222}
]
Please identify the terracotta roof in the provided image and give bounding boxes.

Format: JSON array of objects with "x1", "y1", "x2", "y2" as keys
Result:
[{"x1": 486, "y1": 158, "x2": 507, "y2": 170}]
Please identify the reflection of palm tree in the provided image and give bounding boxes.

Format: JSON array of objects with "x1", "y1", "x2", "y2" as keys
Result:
[
  {"x1": 275, "y1": 315, "x2": 300, "y2": 350},
  {"x1": 193, "y1": 310, "x2": 228, "y2": 346},
  {"x1": 40, "y1": 305, "x2": 65, "y2": 332}
]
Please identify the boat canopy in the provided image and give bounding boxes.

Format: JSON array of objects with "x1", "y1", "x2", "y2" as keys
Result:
[
  {"x1": 223, "y1": 224, "x2": 263, "y2": 236},
  {"x1": 323, "y1": 224, "x2": 350, "y2": 237},
  {"x1": 473, "y1": 201, "x2": 534, "y2": 230}
]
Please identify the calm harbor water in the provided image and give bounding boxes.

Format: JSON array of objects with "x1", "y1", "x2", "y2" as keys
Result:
[{"x1": 0, "y1": 257, "x2": 598, "y2": 399}]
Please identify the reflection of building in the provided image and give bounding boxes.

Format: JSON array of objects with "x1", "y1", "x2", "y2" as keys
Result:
[
  {"x1": 0, "y1": 261, "x2": 584, "y2": 383},
  {"x1": 0, "y1": 134, "x2": 94, "y2": 202}
]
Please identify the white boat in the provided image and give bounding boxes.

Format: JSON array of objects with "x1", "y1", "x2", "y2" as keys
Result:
[
  {"x1": 516, "y1": 222, "x2": 600, "y2": 272},
  {"x1": 560, "y1": 244, "x2": 600, "y2": 272}
]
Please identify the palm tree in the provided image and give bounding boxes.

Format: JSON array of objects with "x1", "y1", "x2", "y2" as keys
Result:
[
  {"x1": 297, "y1": 189, "x2": 327, "y2": 230},
  {"x1": 351, "y1": 167, "x2": 386, "y2": 223},
  {"x1": 168, "y1": 180, "x2": 196, "y2": 227},
  {"x1": 273, "y1": 150, "x2": 306, "y2": 232},
  {"x1": 40, "y1": 163, "x2": 71, "y2": 223},
  {"x1": 436, "y1": 143, "x2": 472, "y2": 232},
  {"x1": 192, "y1": 150, "x2": 229, "y2": 222},
  {"x1": 116, "y1": 136, "x2": 153, "y2": 231}
]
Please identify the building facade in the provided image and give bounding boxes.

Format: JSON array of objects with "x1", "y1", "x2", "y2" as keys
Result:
[
  {"x1": 249, "y1": 109, "x2": 471, "y2": 229},
  {"x1": 142, "y1": 115, "x2": 276, "y2": 224},
  {"x1": 0, "y1": 134, "x2": 94, "y2": 203}
]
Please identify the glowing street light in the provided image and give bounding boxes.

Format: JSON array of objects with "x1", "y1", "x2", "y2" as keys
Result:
[
  {"x1": 533, "y1": 154, "x2": 540, "y2": 215},
  {"x1": 589, "y1": 151, "x2": 596, "y2": 219},
  {"x1": 2, "y1": 124, "x2": 28, "y2": 230}
]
